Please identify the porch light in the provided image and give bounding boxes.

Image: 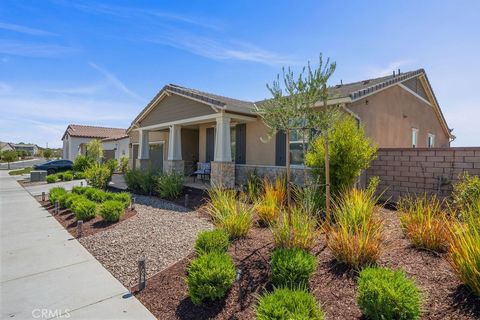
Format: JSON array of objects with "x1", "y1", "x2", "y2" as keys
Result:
[
  {"x1": 77, "y1": 220, "x2": 83, "y2": 238},
  {"x1": 138, "y1": 257, "x2": 146, "y2": 291}
]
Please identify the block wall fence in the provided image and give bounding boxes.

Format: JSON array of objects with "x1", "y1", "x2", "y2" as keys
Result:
[{"x1": 365, "y1": 147, "x2": 480, "y2": 202}]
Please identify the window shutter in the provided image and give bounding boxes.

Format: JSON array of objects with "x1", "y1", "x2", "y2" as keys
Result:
[
  {"x1": 206, "y1": 127, "x2": 215, "y2": 162},
  {"x1": 235, "y1": 124, "x2": 246, "y2": 164},
  {"x1": 275, "y1": 130, "x2": 286, "y2": 166}
]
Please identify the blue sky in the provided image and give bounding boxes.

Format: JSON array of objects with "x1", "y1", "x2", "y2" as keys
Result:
[{"x1": 1, "y1": 0, "x2": 479, "y2": 148}]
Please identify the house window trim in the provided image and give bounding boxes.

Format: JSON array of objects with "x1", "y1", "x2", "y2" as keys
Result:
[
  {"x1": 412, "y1": 128, "x2": 418, "y2": 148},
  {"x1": 427, "y1": 133, "x2": 435, "y2": 148}
]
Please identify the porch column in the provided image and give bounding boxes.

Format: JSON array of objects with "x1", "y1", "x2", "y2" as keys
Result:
[
  {"x1": 211, "y1": 115, "x2": 235, "y2": 188},
  {"x1": 164, "y1": 124, "x2": 184, "y2": 173},
  {"x1": 138, "y1": 129, "x2": 151, "y2": 169}
]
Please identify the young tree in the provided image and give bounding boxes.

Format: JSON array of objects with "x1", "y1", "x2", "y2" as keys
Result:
[
  {"x1": 86, "y1": 139, "x2": 103, "y2": 163},
  {"x1": 42, "y1": 148, "x2": 53, "y2": 160},
  {"x1": 2, "y1": 150, "x2": 18, "y2": 169},
  {"x1": 255, "y1": 54, "x2": 338, "y2": 211}
]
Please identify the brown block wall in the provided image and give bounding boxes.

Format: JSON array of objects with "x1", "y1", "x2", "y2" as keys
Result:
[{"x1": 365, "y1": 147, "x2": 480, "y2": 202}]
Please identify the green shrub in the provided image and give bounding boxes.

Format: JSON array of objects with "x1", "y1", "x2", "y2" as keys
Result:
[
  {"x1": 56, "y1": 172, "x2": 65, "y2": 180},
  {"x1": 49, "y1": 187, "x2": 66, "y2": 204},
  {"x1": 65, "y1": 193, "x2": 82, "y2": 209},
  {"x1": 98, "y1": 200, "x2": 124, "y2": 222},
  {"x1": 113, "y1": 192, "x2": 132, "y2": 208},
  {"x1": 306, "y1": 116, "x2": 377, "y2": 198},
  {"x1": 46, "y1": 174, "x2": 58, "y2": 183},
  {"x1": 105, "y1": 158, "x2": 118, "y2": 174},
  {"x1": 85, "y1": 163, "x2": 112, "y2": 189},
  {"x1": 72, "y1": 198, "x2": 97, "y2": 221},
  {"x1": 271, "y1": 248, "x2": 317, "y2": 289},
  {"x1": 125, "y1": 169, "x2": 159, "y2": 194},
  {"x1": 195, "y1": 229, "x2": 230, "y2": 255},
  {"x1": 256, "y1": 288, "x2": 324, "y2": 320},
  {"x1": 453, "y1": 172, "x2": 480, "y2": 211},
  {"x1": 63, "y1": 172, "x2": 73, "y2": 181},
  {"x1": 73, "y1": 171, "x2": 86, "y2": 179},
  {"x1": 85, "y1": 188, "x2": 108, "y2": 203},
  {"x1": 72, "y1": 186, "x2": 88, "y2": 195},
  {"x1": 357, "y1": 267, "x2": 422, "y2": 320},
  {"x1": 58, "y1": 193, "x2": 69, "y2": 209},
  {"x1": 119, "y1": 156, "x2": 129, "y2": 173},
  {"x1": 73, "y1": 155, "x2": 93, "y2": 172},
  {"x1": 156, "y1": 172, "x2": 184, "y2": 199},
  {"x1": 187, "y1": 252, "x2": 236, "y2": 305}
]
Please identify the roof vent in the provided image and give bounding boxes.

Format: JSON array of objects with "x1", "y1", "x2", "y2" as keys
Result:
[
  {"x1": 398, "y1": 68, "x2": 401, "y2": 75},
  {"x1": 393, "y1": 70, "x2": 396, "y2": 77}
]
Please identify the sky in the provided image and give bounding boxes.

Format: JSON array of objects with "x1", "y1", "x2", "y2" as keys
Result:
[{"x1": 0, "y1": 0, "x2": 479, "y2": 148}]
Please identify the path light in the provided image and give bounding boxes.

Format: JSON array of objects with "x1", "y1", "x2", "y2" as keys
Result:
[
  {"x1": 77, "y1": 220, "x2": 83, "y2": 238},
  {"x1": 138, "y1": 257, "x2": 146, "y2": 291},
  {"x1": 55, "y1": 200, "x2": 59, "y2": 215},
  {"x1": 184, "y1": 194, "x2": 189, "y2": 208},
  {"x1": 236, "y1": 268, "x2": 242, "y2": 282},
  {"x1": 131, "y1": 197, "x2": 135, "y2": 210},
  {"x1": 42, "y1": 191, "x2": 45, "y2": 202}
]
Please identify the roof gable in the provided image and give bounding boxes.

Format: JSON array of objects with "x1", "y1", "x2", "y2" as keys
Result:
[{"x1": 63, "y1": 124, "x2": 127, "y2": 140}]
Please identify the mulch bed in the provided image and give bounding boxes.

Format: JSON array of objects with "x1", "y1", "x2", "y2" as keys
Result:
[
  {"x1": 133, "y1": 208, "x2": 480, "y2": 320},
  {"x1": 36, "y1": 197, "x2": 137, "y2": 237}
]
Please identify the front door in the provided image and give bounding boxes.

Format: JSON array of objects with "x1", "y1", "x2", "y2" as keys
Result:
[
  {"x1": 149, "y1": 143, "x2": 164, "y2": 172},
  {"x1": 206, "y1": 127, "x2": 215, "y2": 162}
]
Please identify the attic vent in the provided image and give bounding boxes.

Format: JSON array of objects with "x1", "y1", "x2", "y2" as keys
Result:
[{"x1": 362, "y1": 80, "x2": 370, "y2": 85}]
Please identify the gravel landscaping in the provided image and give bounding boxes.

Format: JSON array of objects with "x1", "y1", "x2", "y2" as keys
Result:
[{"x1": 79, "y1": 195, "x2": 212, "y2": 287}]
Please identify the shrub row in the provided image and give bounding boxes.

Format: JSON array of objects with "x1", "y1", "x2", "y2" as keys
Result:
[
  {"x1": 46, "y1": 170, "x2": 85, "y2": 183},
  {"x1": 124, "y1": 169, "x2": 184, "y2": 199}
]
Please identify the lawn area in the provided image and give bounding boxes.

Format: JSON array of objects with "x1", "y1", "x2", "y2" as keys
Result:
[{"x1": 8, "y1": 167, "x2": 32, "y2": 175}]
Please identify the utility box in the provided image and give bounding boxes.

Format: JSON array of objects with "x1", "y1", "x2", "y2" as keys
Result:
[{"x1": 30, "y1": 170, "x2": 47, "y2": 182}]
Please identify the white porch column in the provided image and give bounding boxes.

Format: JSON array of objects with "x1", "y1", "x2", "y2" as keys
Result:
[
  {"x1": 214, "y1": 115, "x2": 232, "y2": 162},
  {"x1": 167, "y1": 124, "x2": 182, "y2": 160},
  {"x1": 138, "y1": 129, "x2": 150, "y2": 159}
]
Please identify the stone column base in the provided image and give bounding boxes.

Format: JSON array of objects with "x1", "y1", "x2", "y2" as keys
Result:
[
  {"x1": 164, "y1": 160, "x2": 185, "y2": 174},
  {"x1": 211, "y1": 161, "x2": 235, "y2": 189},
  {"x1": 138, "y1": 159, "x2": 151, "y2": 170}
]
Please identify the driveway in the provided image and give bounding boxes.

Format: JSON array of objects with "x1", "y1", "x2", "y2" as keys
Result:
[
  {"x1": 0, "y1": 158, "x2": 46, "y2": 170},
  {"x1": 0, "y1": 171, "x2": 155, "y2": 319}
]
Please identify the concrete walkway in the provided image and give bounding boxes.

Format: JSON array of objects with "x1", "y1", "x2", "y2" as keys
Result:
[{"x1": 0, "y1": 171, "x2": 156, "y2": 320}]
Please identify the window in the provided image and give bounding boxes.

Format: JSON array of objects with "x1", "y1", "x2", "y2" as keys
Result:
[
  {"x1": 289, "y1": 128, "x2": 317, "y2": 165},
  {"x1": 428, "y1": 134, "x2": 435, "y2": 148},
  {"x1": 412, "y1": 128, "x2": 418, "y2": 148}
]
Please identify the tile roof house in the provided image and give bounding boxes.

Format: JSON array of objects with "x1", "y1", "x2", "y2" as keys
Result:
[
  {"x1": 62, "y1": 124, "x2": 129, "y2": 161},
  {"x1": 126, "y1": 68, "x2": 453, "y2": 187}
]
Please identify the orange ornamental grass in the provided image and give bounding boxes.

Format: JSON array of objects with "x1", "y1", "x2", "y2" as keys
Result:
[
  {"x1": 326, "y1": 178, "x2": 383, "y2": 269},
  {"x1": 255, "y1": 178, "x2": 286, "y2": 225},
  {"x1": 398, "y1": 195, "x2": 450, "y2": 252}
]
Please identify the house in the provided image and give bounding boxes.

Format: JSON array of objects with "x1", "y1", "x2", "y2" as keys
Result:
[
  {"x1": 62, "y1": 124, "x2": 129, "y2": 161},
  {"x1": 0, "y1": 142, "x2": 15, "y2": 152},
  {"x1": 127, "y1": 68, "x2": 453, "y2": 188},
  {"x1": 10, "y1": 143, "x2": 40, "y2": 156}
]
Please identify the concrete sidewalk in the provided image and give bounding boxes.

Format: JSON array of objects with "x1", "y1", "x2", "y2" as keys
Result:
[{"x1": 0, "y1": 171, "x2": 156, "y2": 320}]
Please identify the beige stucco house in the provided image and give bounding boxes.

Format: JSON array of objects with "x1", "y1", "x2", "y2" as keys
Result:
[{"x1": 127, "y1": 68, "x2": 453, "y2": 187}]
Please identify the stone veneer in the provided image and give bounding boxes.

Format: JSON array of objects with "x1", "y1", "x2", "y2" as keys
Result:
[
  {"x1": 235, "y1": 164, "x2": 313, "y2": 186},
  {"x1": 163, "y1": 160, "x2": 185, "y2": 174},
  {"x1": 211, "y1": 161, "x2": 235, "y2": 188}
]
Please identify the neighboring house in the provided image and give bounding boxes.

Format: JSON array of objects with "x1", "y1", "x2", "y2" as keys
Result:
[
  {"x1": 127, "y1": 68, "x2": 453, "y2": 188},
  {"x1": 62, "y1": 124, "x2": 129, "y2": 161},
  {"x1": 0, "y1": 142, "x2": 15, "y2": 152},
  {"x1": 11, "y1": 143, "x2": 40, "y2": 156}
]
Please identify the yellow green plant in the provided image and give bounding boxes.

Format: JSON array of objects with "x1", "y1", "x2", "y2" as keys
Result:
[
  {"x1": 255, "y1": 178, "x2": 285, "y2": 225},
  {"x1": 207, "y1": 188, "x2": 253, "y2": 239},
  {"x1": 326, "y1": 178, "x2": 383, "y2": 269},
  {"x1": 398, "y1": 194, "x2": 450, "y2": 252},
  {"x1": 270, "y1": 205, "x2": 318, "y2": 251},
  {"x1": 446, "y1": 201, "x2": 480, "y2": 296},
  {"x1": 453, "y1": 172, "x2": 480, "y2": 211}
]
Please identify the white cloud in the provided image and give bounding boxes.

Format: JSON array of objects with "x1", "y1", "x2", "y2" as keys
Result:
[
  {"x1": 0, "y1": 22, "x2": 57, "y2": 36},
  {"x1": 365, "y1": 60, "x2": 414, "y2": 78},
  {"x1": 0, "y1": 40, "x2": 77, "y2": 57},
  {"x1": 89, "y1": 62, "x2": 142, "y2": 100},
  {"x1": 0, "y1": 82, "x2": 12, "y2": 94}
]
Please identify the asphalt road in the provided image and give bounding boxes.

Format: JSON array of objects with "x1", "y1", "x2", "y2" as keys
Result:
[{"x1": 0, "y1": 158, "x2": 46, "y2": 170}]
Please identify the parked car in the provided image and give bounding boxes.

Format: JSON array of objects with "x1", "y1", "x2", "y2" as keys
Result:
[{"x1": 33, "y1": 160, "x2": 73, "y2": 175}]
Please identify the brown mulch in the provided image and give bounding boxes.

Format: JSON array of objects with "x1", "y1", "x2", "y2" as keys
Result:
[
  {"x1": 36, "y1": 197, "x2": 137, "y2": 237},
  {"x1": 168, "y1": 186, "x2": 209, "y2": 210},
  {"x1": 133, "y1": 207, "x2": 480, "y2": 320}
]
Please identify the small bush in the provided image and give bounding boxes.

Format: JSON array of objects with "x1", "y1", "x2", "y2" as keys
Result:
[
  {"x1": 73, "y1": 155, "x2": 93, "y2": 172},
  {"x1": 58, "y1": 193, "x2": 69, "y2": 209},
  {"x1": 65, "y1": 193, "x2": 82, "y2": 209},
  {"x1": 156, "y1": 172, "x2": 184, "y2": 199},
  {"x1": 73, "y1": 198, "x2": 97, "y2": 221},
  {"x1": 453, "y1": 172, "x2": 480, "y2": 211},
  {"x1": 326, "y1": 178, "x2": 382, "y2": 269},
  {"x1": 447, "y1": 202, "x2": 480, "y2": 295},
  {"x1": 256, "y1": 288, "x2": 324, "y2": 320},
  {"x1": 49, "y1": 187, "x2": 66, "y2": 204},
  {"x1": 46, "y1": 174, "x2": 58, "y2": 183},
  {"x1": 85, "y1": 163, "x2": 112, "y2": 189},
  {"x1": 398, "y1": 195, "x2": 449, "y2": 252},
  {"x1": 72, "y1": 186, "x2": 88, "y2": 195},
  {"x1": 357, "y1": 267, "x2": 422, "y2": 320},
  {"x1": 187, "y1": 252, "x2": 236, "y2": 305},
  {"x1": 119, "y1": 156, "x2": 129, "y2": 173},
  {"x1": 245, "y1": 169, "x2": 262, "y2": 202},
  {"x1": 99, "y1": 200, "x2": 124, "y2": 222},
  {"x1": 270, "y1": 206, "x2": 318, "y2": 251},
  {"x1": 56, "y1": 172, "x2": 65, "y2": 180},
  {"x1": 255, "y1": 178, "x2": 285, "y2": 225},
  {"x1": 63, "y1": 172, "x2": 73, "y2": 181},
  {"x1": 271, "y1": 248, "x2": 317, "y2": 289},
  {"x1": 85, "y1": 188, "x2": 108, "y2": 203},
  {"x1": 195, "y1": 229, "x2": 229, "y2": 255},
  {"x1": 113, "y1": 192, "x2": 132, "y2": 209},
  {"x1": 125, "y1": 169, "x2": 159, "y2": 194},
  {"x1": 73, "y1": 171, "x2": 86, "y2": 179},
  {"x1": 207, "y1": 189, "x2": 253, "y2": 239},
  {"x1": 105, "y1": 158, "x2": 118, "y2": 174}
]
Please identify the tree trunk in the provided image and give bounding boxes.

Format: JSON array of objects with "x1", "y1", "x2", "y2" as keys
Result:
[
  {"x1": 324, "y1": 137, "x2": 331, "y2": 224},
  {"x1": 285, "y1": 130, "x2": 291, "y2": 207}
]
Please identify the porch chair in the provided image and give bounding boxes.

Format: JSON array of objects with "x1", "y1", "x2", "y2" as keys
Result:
[{"x1": 193, "y1": 162, "x2": 211, "y2": 182}]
